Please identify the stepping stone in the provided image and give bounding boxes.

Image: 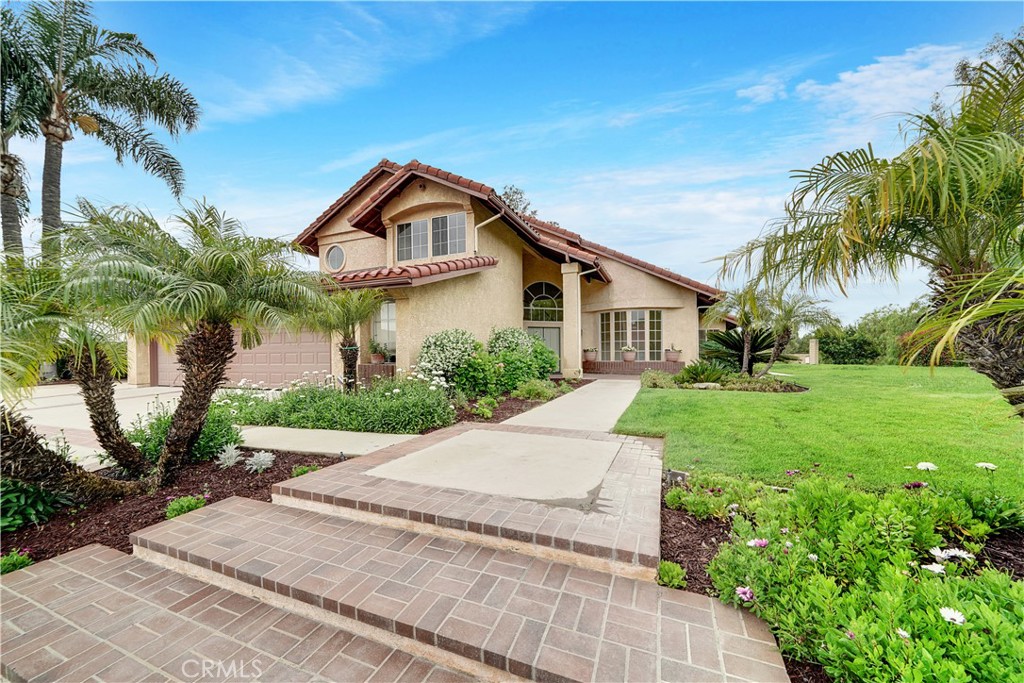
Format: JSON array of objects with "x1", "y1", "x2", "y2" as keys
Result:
[
  {"x1": 131, "y1": 497, "x2": 790, "y2": 682},
  {"x1": 0, "y1": 544, "x2": 472, "y2": 683}
]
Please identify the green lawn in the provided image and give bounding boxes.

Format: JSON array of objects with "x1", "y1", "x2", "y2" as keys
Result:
[{"x1": 615, "y1": 364, "x2": 1023, "y2": 498}]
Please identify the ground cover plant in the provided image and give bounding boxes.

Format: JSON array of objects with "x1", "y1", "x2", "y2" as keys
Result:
[
  {"x1": 164, "y1": 494, "x2": 206, "y2": 519},
  {"x1": 663, "y1": 473, "x2": 1023, "y2": 682},
  {"x1": 125, "y1": 401, "x2": 241, "y2": 465},
  {"x1": 618, "y1": 364, "x2": 1023, "y2": 498}
]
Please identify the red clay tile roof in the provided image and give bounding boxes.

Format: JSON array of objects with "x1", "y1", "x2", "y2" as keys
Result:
[
  {"x1": 294, "y1": 159, "x2": 401, "y2": 252},
  {"x1": 331, "y1": 256, "x2": 498, "y2": 289}
]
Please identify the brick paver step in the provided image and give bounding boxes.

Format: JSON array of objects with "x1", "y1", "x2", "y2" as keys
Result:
[
  {"x1": 272, "y1": 422, "x2": 663, "y2": 578},
  {"x1": 131, "y1": 497, "x2": 789, "y2": 682},
  {"x1": 0, "y1": 544, "x2": 472, "y2": 683}
]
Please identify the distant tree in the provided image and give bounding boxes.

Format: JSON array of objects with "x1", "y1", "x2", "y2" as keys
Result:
[
  {"x1": 500, "y1": 185, "x2": 538, "y2": 218},
  {"x1": 11, "y1": 0, "x2": 200, "y2": 260},
  {"x1": 854, "y1": 301, "x2": 929, "y2": 365},
  {"x1": 756, "y1": 291, "x2": 838, "y2": 377},
  {"x1": 817, "y1": 327, "x2": 881, "y2": 365}
]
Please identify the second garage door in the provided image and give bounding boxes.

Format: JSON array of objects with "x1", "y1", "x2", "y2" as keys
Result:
[{"x1": 154, "y1": 329, "x2": 332, "y2": 387}]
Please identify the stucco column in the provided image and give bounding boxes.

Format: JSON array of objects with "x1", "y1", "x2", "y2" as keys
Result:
[
  {"x1": 561, "y1": 262, "x2": 583, "y2": 379},
  {"x1": 808, "y1": 338, "x2": 819, "y2": 365},
  {"x1": 126, "y1": 334, "x2": 151, "y2": 387}
]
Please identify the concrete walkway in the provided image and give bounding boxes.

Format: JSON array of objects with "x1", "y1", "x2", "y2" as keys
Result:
[
  {"x1": 503, "y1": 378, "x2": 641, "y2": 432},
  {"x1": 239, "y1": 425, "x2": 416, "y2": 457}
]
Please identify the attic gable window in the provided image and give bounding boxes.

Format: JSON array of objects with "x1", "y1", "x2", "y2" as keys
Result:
[
  {"x1": 396, "y1": 219, "x2": 428, "y2": 261},
  {"x1": 432, "y1": 212, "x2": 466, "y2": 257}
]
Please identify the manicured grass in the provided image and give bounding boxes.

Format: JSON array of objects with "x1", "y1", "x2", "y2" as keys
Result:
[{"x1": 616, "y1": 364, "x2": 1023, "y2": 498}]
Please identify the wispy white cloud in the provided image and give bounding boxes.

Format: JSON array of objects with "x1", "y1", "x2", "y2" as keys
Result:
[{"x1": 736, "y1": 75, "x2": 788, "y2": 105}]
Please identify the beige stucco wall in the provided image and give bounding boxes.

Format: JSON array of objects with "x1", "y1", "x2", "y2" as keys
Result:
[
  {"x1": 391, "y1": 215, "x2": 524, "y2": 369},
  {"x1": 316, "y1": 175, "x2": 392, "y2": 274},
  {"x1": 381, "y1": 179, "x2": 475, "y2": 268}
]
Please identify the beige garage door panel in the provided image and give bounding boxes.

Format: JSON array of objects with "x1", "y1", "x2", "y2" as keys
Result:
[{"x1": 154, "y1": 330, "x2": 331, "y2": 387}]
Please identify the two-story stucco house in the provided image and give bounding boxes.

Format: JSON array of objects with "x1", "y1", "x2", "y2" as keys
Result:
[{"x1": 130, "y1": 159, "x2": 724, "y2": 387}]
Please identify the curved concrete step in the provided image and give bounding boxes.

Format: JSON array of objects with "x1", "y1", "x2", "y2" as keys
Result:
[
  {"x1": 0, "y1": 545, "x2": 473, "y2": 683},
  {"x1": 131, "y1": 497, "x2": 789, "y2": 683}
]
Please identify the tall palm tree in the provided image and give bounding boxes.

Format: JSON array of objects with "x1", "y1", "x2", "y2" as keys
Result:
[
  {"x1": 12, "y1": 0, "x2": 200, "y2": 260},
  {"x1": 756, "y1": 291, "x2": 839, "y2": 378},
  {"x1": 302, "y1": 289, "x2": 386, "y2": 390},
  {"x1": 1, "y1": 6, "x2": 44, "y2": 257},
  {"x1": 720, "y1": 41, "x2": 1024, "y2": 404},
  {"x1": 1, "y1": 259, "x2": 146, "y2": 499},
  {"x1": 66, "y1": 201, "x2": 326, "y2": 484},
  {"x1": 703, "y1": 285, "x2": 766, "y2": 376}
]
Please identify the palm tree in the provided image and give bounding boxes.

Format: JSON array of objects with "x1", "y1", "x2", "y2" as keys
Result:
[
  {"x1": 756, "y1": 291, "x2": 839, "y2": 378},
  {"x1": 700, "y1": 328, "x2": 776, "y2": 375},
  {"x1": 1, "y1": 259, "x2": 145, "y2": 500},
  {"x1": 302, "y1": 289, "x2": 386, "y2": 390},
  {"x1": 720, "y1": 41, "x2": 1024, "y2": 403},
  {"x1": 66, "y1": 201, "x2": 325, "y2": 484},
  {"x1": 12, "y1": 0, "x2": 200, "y2": 260},
  {"x1": 703, "y1": 285, "x2": 766, "y2": 375},
  {"x1": 1, "y1": 6, "x2": 44, "y2": 257}
]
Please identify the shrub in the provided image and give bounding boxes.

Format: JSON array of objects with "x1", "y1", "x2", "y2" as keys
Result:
[
  {"x1": 215, "y1": 444, "x2": 243, "y2": 469},
  {"x1": 675, "y1": 360, "x2": 730, "y2": 384},
  {"x1": 530, "y1": 338, "x2": 559, "y2": 378},
  {"x1": 707, "y1": 477, "x2": 1020, "y2": 682},
  {"x1": 418, "y1": 328, "x2": 477, "y2": 378},
  {"x1": 818, "y1": 326, "x2": 881, "y2": 365},
  {"x1": 127, "y1": 401, "x2": 241, "y2": 463},
  {"x1": 452, "y1": 346, "x2": 499, "y2": 398},
  {"x1": 291, "y1": 464, "x2": 321, "y2": 478},
  {"x1": 472, "y1": 396, "x2": 499, "y2": 419},
  {"x1": 664, "y1": 474, "x2": 767, "y2": 520},
  {"x1": 657, "y1": 560, "x2": 687, "y2": 589},
  {"x1": 165, "y1": 495, "x2": 206, "y2": 519},
  {"x1": 495, "y1": 349, "x2": 538, "y2": 394},
  {"x1": 219, "y1": 373, "x2": 455, "y2": 434},
  {"x1": 511, "y1": 378, "x2": 559, "y2": 401},
  {"x1": 0, "y1": 549, "x2": 33, "y2": 574},
  {"x1": 1, "y1": 479, "x2": 66, "y2": 532},
  {"x1": 244, "y1": 450, "x2": 276, "y2": 474},
  {"x1": 488, "y1": 327, "x2": 534, "y2": 355},
  {"x1": 720, "y1": 376, "x2": 804, "y2": 393},
  {"x1": 640, "y1": 370, "x2": 676, "y2": 389}
]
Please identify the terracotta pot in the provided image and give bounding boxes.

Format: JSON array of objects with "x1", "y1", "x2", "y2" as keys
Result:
[
  {"x1": 621, "y1": 351, "x2": 636, "y2": 362},
  {"x1": 370, "y1": 353, "x2": 386, "y2": 364},
  {"x1": 583, "y1": 351, "x2": 597, "y2": 362},
  {"x1": 665, "y1": 350, "x2": 681, "y2": 363}
]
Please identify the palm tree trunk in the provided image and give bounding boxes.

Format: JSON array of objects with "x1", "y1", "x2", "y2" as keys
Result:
[
  {"x1": 1, "y1": 153, "x2": 24, "y2": 257},
  {"x1": 956, "y1": 321, "x2": 1024, "y2": 412},
  {"x1": 755, "y1": 329, "x2": 792, "y2": 379},
  {"x1": 1, "y1": 406, "x2": 145, "y2": 502},
  {"x1": 741, "y1": 329, "x2": 753, "y2": 376},
  {"x1": 68, "y1": 349, "x2": 150, "y2": 477},
  {"x1": 40, "y1": 131, "x2": 69, "y2": 261},
  {"x1": 339, "y1": 337, "x2": 359, "y2": 391},
  {"x1": 153, "y1": 321, "x2": 235, "y2": 484}
]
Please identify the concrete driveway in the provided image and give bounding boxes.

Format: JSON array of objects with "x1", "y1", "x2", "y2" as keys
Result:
[{"x1": 20, "y1": 383, "x2": 182, "y2": 469}]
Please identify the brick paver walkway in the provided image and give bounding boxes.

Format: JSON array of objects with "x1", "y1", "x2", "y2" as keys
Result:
[
  {"x1": 131, "y1": 497, "x2": 789, "y2": 682},
  {"x1": 0, "y1": 545, "x2": 470, "y2": 683},
  {"x1": 273, "y1": 422, "x2": 663, "y2": 575}
]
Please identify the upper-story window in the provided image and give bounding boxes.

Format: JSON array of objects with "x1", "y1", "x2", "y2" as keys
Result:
[
  {"x1": 396, "y1": 219, "x2": 428, "y2": 261},
  {"x1": 396, "y1": 212, "x2": 467, "y2": 262},
  {"x1": 523, "y1": 282, "x2": 563, "y2": 321},
  {"x1": 432, "y1": 213, "x2": 466, "y2": 257}
]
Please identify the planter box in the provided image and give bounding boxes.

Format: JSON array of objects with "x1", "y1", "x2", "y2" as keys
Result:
[
  {"x1": 583, "y1": 351, "x2": 598, "y2": 362},
  {"x1": 582, "y1": 360, "x2": 684, "y2": 375}
]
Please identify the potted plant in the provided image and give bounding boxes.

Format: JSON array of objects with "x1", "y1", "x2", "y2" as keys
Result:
[
  {"x1": 583, "y1": 347, "x2": 598, "y2": 362},
  {"x1": 369, "y1": 339, "x2": 388, "y2": 364},
  {"x1": 621, "y1": 345, "x2": 637, "y2": 362},
  {"x1": 665, "y1": 344, "x2": 681, "y2": 363}
]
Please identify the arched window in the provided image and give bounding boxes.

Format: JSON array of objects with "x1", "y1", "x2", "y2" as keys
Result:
[{"x1": 523, "y1": 282, "x2": 563, "y2": 322}]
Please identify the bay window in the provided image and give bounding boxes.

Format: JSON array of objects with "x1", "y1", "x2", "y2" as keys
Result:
[{"x1": 600, "y1": 310, "x2": 663, "y2": 361}]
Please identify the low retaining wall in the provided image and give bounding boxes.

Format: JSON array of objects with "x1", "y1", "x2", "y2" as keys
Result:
[
  {"x1": 357, "y1": 362, "x2": 396, "y2": 386},
  {"x1": 583, "y1": 360, "x2": 684, "y2": 375}
]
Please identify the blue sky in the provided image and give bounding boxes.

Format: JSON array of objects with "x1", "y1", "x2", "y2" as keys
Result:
[{"x1": 12, "y1": 1, "x2": 1021, "y2": 321}]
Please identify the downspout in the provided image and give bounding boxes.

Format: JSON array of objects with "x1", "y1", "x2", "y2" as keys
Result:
[{"x1": 473, "y1": 210, "x2": 505, "y2": 255}]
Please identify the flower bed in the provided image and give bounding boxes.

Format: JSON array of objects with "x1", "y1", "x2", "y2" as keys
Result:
[{"x1": 660, "y1": 472, "x2": 1024, "y2": 682}]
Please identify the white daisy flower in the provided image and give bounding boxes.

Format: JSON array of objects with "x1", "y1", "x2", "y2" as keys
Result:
[
  {"x1": 921, "y1": 563, "x2": 945, "y2": 575},
  {"x1": 974, "y1": 462, "x2": 997, "y2": 470},
  {"x1": 807, "y1": 553, "x2": 818, "y2": 562},
  {"x1": 929, "y1": 547, "x2": 946, "y2": 559},
  {"x1": 896, "y1": 628, "x2": 910, "y2": 639},
  {"x1": 916, "y1": 462, "x2": 938, "y2": 471},
  {"x1": 943, "y1": 548, "x2": 975, "y2": 561},
  {"x1": 939, "y1": 607, "x2": 965, "y2": 625}
]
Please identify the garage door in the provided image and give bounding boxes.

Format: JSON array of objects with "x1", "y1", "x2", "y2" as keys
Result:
[{"x1": 154, "y1": 329, "x2": 332, "y2": 387}]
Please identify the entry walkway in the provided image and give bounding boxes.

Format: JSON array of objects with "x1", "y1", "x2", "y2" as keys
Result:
[{"x1": 503, "y1": 378, "x2": 641, "y2": 432}]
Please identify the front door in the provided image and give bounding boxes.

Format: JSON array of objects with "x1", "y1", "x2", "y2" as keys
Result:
[{"x1": 527, "y1": 326, "x2": 561, "y2": 371}]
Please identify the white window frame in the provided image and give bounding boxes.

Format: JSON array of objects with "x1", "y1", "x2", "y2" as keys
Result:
[
  {"x1": 372, "y1": 300, "x2": 397, "y2": 358},
  {"x1": 431, "y1": 212, "x2": 466, "y2": 257},
  {"x1": 396, "y1": 219, "x2": 429, "y2": 261},
  {"x1": 600, "y1": 310, "x2": 663, "y2": 361}
]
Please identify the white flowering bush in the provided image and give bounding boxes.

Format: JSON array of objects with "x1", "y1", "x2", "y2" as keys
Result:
[
  {"x1": 487, "y1": 327, "x2": 533, "y2": 355},
  {"x1": 244, "y1": 450, "x2": 276, "y2": 474},
  {"x1": 682, "y1": 475, "x2": 1023, "y2": 681},
  {"x1": 417, "y1": 328, "x2": 477, "y2": 379},
  {"x1": 216, "y1": 444, "x2": 243, "y2": 469}
]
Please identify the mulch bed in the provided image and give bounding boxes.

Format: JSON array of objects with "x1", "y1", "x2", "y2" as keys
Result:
[
  {"x1": 451, "y1": 378, "x2": 594, "y2": 426},
  {"x1": 979, "y1": 527, "x2": 1024, "y2": 579},
  {"x1": 1, "y1": 449, "x2": 338, "y2": 563}
]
